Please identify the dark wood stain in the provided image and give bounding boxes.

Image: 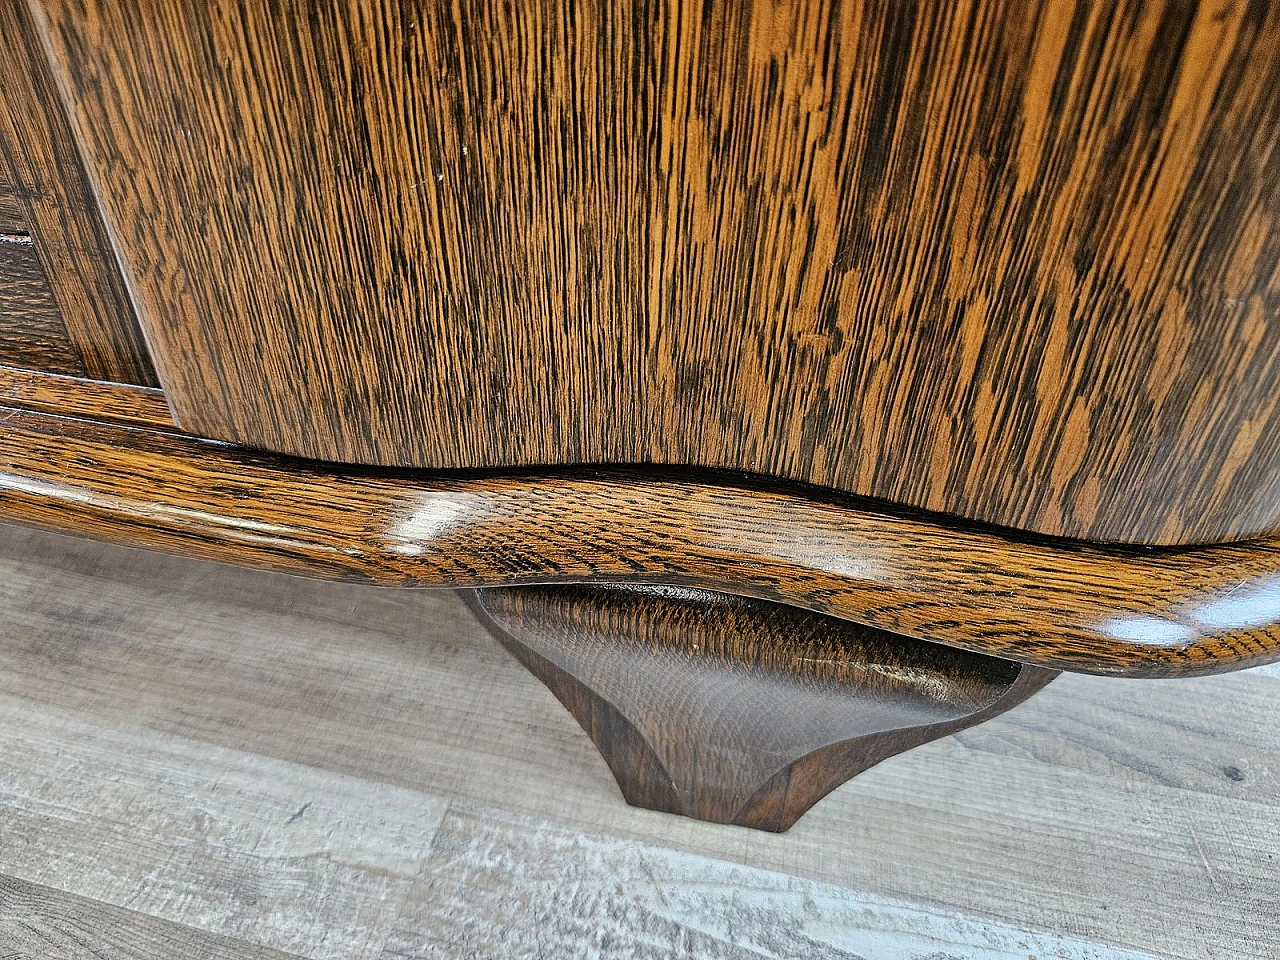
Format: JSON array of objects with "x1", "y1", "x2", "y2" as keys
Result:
[
  {"x1": 2, "y1": 372, "x2": 1279, "y2": 679},
  {"x1": 0, "y1": 236, "x2": 84, "y2": 374},
  {"x1": 466, "y1": 583, "x2": 1056, "y2": 831},
  {"x1": 0, "y1": 166, "x2": 23, "y2": 233},
  {"x1": 32, "y1": 0, "x2": 1279, "y2": 545},
  {"x1": 0, "y1": 0, "x2": 157, "y2": 386},
  {"x1": 0, "y1": 362, "x2": 171, "y2": 427}
]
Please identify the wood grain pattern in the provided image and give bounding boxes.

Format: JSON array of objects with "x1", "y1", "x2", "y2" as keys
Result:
[
  {"x1": 0, "y1": 362, "x2": 172, "y2": 427},
  {"x1": 0, "y1": 876, "x2": 305, "y2": 960},
  {"x1": 0, "y1": 234, "x2": 83, "y2": 374},
  {"x1": 395, "y1": 808, "x2": 1167, "y2": 960},
  {"x1": 3, "y1": 523, "x2": 1278, "y2": 958},
  {"x1": 0, "y1": 701, "x2": 448, "y2": 960},
  {"x1": 34, "y1": 0, "x2": 1280, "y2": 545},
  {"x1": 0, "y1": 167, "x2": 22, "y2": 233},
  {"x1": 467, "y1": 583, "x2": 1055, "y2": 830},
  {"x1": 2, "y1": 377, "x2": 1279, "y2": 678},
  {"x1": 0, "y1": 0, "x2": 156, "y2": 386}
]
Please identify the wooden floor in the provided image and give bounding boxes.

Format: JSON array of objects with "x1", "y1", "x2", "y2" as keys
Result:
[{"x1": 0, "y1": 524, "x2": 1277, "y2": 959}]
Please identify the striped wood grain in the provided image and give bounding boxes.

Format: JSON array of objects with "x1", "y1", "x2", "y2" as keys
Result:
[
  {"x1": 0, "y1": 236, "x2": 83, "y2": 374},
  {"x1": 0, "y1": 167, "x2": 22, "y2": 232},
  {"x1": 0, "y1": 876, "x2": 303, "y2": 960},
  {"x1": 32, "y1": 0, "x2": 1280, "y2": 545},
  {"x1": 3, "y1": 392, "x2": 1280, "y2": 678},
  {"x1": 0, "y1": 0, "x2": 157, "y2": 385}
]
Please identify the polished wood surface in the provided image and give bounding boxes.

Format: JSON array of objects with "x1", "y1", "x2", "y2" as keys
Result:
[
  {"x1": 0, "y1": 236, "x2": 82, "y2": 374},
  {"x1": 0, "y1": 0, "x2": 156, "y2": 386},
  {"x1": 33, "y1": 0, "x2": 1280, "y2": 545},
  {"x1": 467, "y1": 583, "x2": 1055, "y2": 831},
  {"x1": 2, "y1": 375, "x2": 1279, "y2": 678},
  {"x1": 0, "y1": 363, "x2": 171, "y2": 427}
]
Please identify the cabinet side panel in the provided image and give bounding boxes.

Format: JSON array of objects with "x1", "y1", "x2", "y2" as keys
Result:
[
  {"x1": 0, "y1": 237, "x2": 84, "y2": 375},
  {"x1": 0, "y1": 0, "x2": 157, "y2": 386}
]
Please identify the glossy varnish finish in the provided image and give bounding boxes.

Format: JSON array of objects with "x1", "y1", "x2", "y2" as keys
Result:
[
  {"x1": 33, "y1": 0, "x2": 1280, "y2": 545},
  {"x1": 0, "y1": 237, "x2": 83, "y2": 375},
  {"x1": 0, "y1": 0, "x2": 156, "y2": 386},
  {"x1": 467, "y1": 583, "x2": 1056, "y2": 830},
  {"x1": 2, "y1": 377, "x2": 1279, "y2": 678},
  {"x1": 0, "y1": 364, "x2": 171, "y2": 428}
]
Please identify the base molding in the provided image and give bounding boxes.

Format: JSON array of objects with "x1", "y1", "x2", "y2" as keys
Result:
[
  {"x1": 465, "y1": 583, "x2": 1057, "y2": 832},
  {"x1": 4, "y1": 377, "x2": 1280, "y2": 679}
]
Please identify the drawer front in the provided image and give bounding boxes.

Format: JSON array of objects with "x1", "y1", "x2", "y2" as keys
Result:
[
  {"x1": 38, "y1": 0, "x2": 1280, "y2": 546},
  {"x1": 0, "y1": 235, "x2": 83, "y2": 376}
]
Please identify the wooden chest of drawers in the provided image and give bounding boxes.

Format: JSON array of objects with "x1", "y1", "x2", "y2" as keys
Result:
[{"x1": 1, "y1": 0, "x2": 1277, "y2": 831}]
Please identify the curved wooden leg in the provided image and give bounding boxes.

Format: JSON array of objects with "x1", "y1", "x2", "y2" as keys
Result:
[{"x1": 463, "y1": 584, "x2": 1056, "y2": 832}]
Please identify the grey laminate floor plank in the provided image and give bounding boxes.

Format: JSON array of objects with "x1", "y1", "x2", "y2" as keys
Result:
[
  {"x1": 1, "y1": 524, "x2": 1277, "y2": 959},
  {"x1": 0, "y1": 693, "x2": 447, "y2": 959},
  {"x1": 0, "y1": 874, "x2": 304, "y2": 960},
  {"x1": 383, "y1": 804, "x2": 1172, "y2": 960}
]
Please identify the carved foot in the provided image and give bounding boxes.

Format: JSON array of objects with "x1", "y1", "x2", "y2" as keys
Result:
[{"x1": 464, "y1": 584, "x2": 1055, "y2": 832}]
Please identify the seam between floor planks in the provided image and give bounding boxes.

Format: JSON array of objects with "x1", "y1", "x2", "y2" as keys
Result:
[{"x1": 0, "y1": 523, "x2": 1277, "y2": 959}]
